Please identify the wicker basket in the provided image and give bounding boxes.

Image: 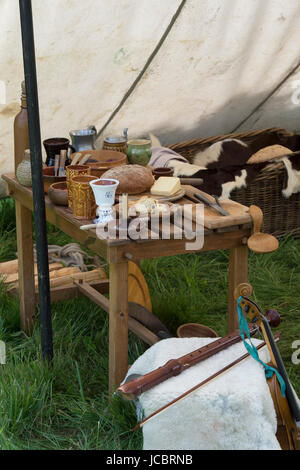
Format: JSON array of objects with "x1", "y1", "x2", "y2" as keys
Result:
[{"x1": 169, "y1": 127, "x2": 300, "y2": 237}]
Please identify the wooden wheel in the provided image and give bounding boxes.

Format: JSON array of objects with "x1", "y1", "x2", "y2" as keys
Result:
[{"x1": 128, "y1": 261, "x2": 152, "y2": 312}]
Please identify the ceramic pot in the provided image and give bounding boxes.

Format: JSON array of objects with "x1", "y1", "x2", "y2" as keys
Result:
[
  {"x1": 66, "y1": 164, "x2": 91, "y2": 209},
  {"x1": 176, "y1": 323, "x2": 218, "y2": 338},
  {"x1": 16, "y1": 149, "x2": 32, "y2": 186},
  {"x1": 103, "y1": 128, "x2": 128, "y2": 154},
  {"x1": 48, "y1": 182, "x2": 68, "y2": 206},
  {"x1": 103, "y1": 139, "x2": 127, "y2": 154},
  {"x1": 43, "y1": 137, "x2": 74, "y2": 167},
  {"x1": 71, "y1": 175, "x2": 97, "y2": 220},
  {"x1": 127, "y1": 139, "x2": 152, "y2": 166},
  {"x1": 14, "y1": 81, "x2": 29, "y2": 174},
  {"x1": 43, "y1": 166, "x2": 66, "y2": 193},
  {"x1": 152, "y1": 167, "x2": 174, "y2": 179}
]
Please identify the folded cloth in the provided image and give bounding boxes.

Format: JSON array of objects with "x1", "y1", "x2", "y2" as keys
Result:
[
  {"x1": 124, "y1": 337, "x2": 280, "y2": 450},
  {"x1": 149, "y1": 147, "x2": 188, "y2": 168}
]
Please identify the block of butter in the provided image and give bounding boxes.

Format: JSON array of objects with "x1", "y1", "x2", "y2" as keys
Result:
[{"x1": 150, "y1": 177, "x2": 181, "y2": 196}]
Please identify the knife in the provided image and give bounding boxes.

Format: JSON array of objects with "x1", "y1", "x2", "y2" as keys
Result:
[{"x1": 192, "y1": 192, "x2": 230, "y2": 216}]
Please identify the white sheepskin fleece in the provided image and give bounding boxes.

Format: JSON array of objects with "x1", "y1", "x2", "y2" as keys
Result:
[
  {"x1": 281, "y1": 157, "x2": 300, "y2": 198},
  {"x1": 124, "y1": 337, "x2": 281, "y2": 450}
]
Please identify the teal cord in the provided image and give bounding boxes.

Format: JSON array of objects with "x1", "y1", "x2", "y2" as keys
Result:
[{"x1": 237, "y1": 296, "x2": 286, "y2": 397}]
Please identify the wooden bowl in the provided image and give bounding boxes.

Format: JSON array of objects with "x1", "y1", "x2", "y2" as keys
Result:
[
  {"x1": 72, "y1": 150, "x2": 127, "y2": 178},
  {"x1": 43, "y1": 167, "x2": 66, "y2": 193},
  {"x1": 48, "y1": 182, "x2": 68, "y2": 206},
  {"x1": 177, "y1": 323, "x2": 218, "y2": 338}
]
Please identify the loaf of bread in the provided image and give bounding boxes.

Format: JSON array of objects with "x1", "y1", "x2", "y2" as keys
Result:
[
  {"x1": 247, "y1": 145, "x2": 292, "y2": 164},
  {"x1": 101, "y1": 165, "x2": 155, "y2": 194}
]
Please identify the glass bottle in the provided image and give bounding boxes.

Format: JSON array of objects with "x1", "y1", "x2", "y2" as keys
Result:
[{"x1": 14, "y1": 81, "x2": 29, "y2": 174}]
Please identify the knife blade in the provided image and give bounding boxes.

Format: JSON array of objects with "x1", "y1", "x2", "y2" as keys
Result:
[{"x1": 192, "y1": 192, "x2": 229, "y2": 216}]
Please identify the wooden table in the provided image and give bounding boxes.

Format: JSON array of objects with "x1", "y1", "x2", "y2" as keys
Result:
[{"x1": 3, "y1": 174, "x2": 252, "y2": 392}]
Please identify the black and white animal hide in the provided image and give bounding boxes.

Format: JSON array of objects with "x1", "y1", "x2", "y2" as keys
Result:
[
  {"x1": 167, "y1": 139, "x2": 254, "y2": 199},
  {"x1": 148, "y1": 134, "x2": 300, "y2": 199},
  {"x1": 280, "y1": 154, "x2": 300, "y2": 198},
  {"x1": 192, "y1": 139, "x2": 251, "y2": 169}
]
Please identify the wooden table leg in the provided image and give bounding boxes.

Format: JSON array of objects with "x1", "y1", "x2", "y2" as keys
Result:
[
  {"x1": 15, "y1": 200, "x2": 36, "y2": 334},
  {"x1": 228, "y1": 245, "x2": 248, "y2": 333},
  {"x1": 109, "y1": 261, "x2": 128, "y2": 393}
]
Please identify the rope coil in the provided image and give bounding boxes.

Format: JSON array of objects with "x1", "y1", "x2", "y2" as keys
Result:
[{"x1": 33, "y1": 243, "x2": 99, "y2": 272}]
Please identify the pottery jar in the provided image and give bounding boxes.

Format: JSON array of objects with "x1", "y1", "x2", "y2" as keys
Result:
[
  {"x1": 127, "y1": 139, "x2": 152, "y2": 166},
  {"x1": 14, "y1": 81, "x2": 29, "y2": 174},
  {"x1": 43, "y1": 137, "x2": 74, "y2": 167},
  {"x1": 103, "y1": 128, "x2": 128, "y2": 154},
  {"x1": 16, "y1": 149, "x2": 32, "y2": 186},
  {"x1": 48, "y1": 182, "x2": 68, "y2": 206},
  {"x1": 103, "y1": 137, "x2": 127, "y2": 154}
]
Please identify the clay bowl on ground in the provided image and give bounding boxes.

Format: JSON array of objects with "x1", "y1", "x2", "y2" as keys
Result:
[
  {"x1": 48, "y1": 182, "x2": 68, "y2": 206},
  {"x1": 43, "y1": 167, "x2": 66, "y2": 193},
  {"x1": 71, "y1": 149, "x2": 127, "y2": 178},
  {"x1": 176, "y1": 323, "x2": 218, "y2": 338}
]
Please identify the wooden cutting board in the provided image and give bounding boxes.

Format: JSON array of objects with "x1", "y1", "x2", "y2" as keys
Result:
[
  {"x1": 115, "y1": 188, "x2": 185, "y2": 203},
  {"x1": 180, "y1": 186, "x2": 251, "y2": 229},
  {"x1": 114, "y1": 200, "x2": 175, "y2": 221}
]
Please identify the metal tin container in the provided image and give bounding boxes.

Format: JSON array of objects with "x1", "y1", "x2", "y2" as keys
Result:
[{"x1": 69, "y1": 125, "x2": 97, "y2": 152}]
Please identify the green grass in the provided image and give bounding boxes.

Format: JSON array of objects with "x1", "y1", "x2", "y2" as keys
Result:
[{"x1": 0, "y1": 197, "x2": 299, "y2": 449}]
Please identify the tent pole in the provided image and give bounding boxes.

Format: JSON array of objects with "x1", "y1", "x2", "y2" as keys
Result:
[{"x1": 19, "y1": 0, "x2": 53, "y2": 361}]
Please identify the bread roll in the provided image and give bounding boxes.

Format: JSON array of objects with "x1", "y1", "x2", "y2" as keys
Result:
[
  {"x1": 247, "y1": 145, "x2": 292, "y2": 164},
  {"x1": 101, "y1": 165, "x2": 154, "y2": 194}
]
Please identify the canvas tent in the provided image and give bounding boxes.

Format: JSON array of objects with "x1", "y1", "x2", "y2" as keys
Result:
[{"x1": 1, "y1": 0, "x2": 300, "y2": 196}]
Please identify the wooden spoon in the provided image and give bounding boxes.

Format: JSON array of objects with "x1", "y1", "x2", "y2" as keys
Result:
[
  {"x1": 79, "y1": 153, "x2": 92, "y2": 165},
  {"x1": 70, "y1": 152, "x2": 82, "y2": 165},
  {"x1": 247, "y1": 205, "x2": 279, "y2": 253}
]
